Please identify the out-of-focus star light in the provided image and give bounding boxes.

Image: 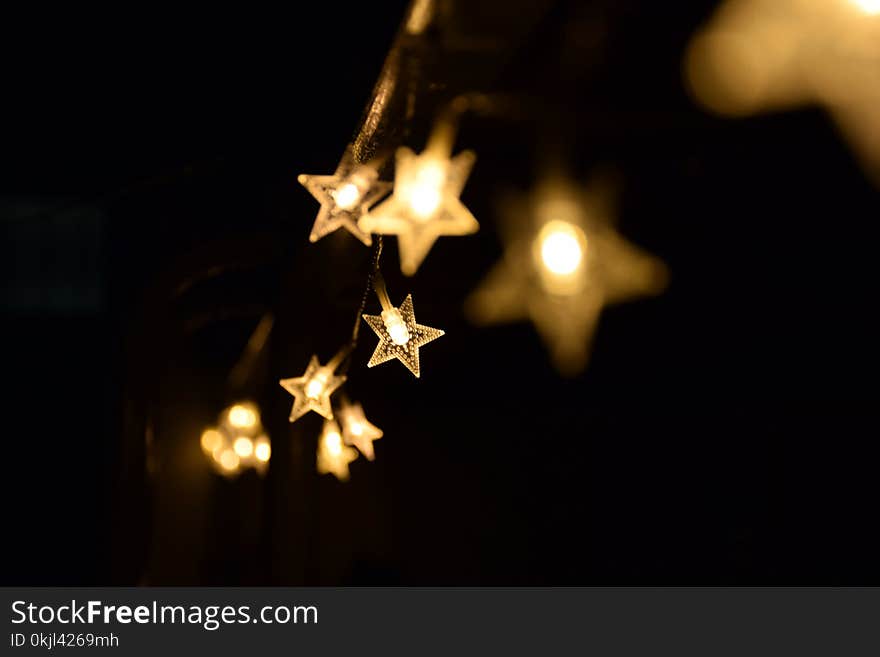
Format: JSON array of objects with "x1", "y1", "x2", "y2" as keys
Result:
[
  {"x1": 339, "y1": 400, "x2": 383, "y2": 460},
  {"x1": 317, "y1": 418, "x2": 358, "y2": 481},
  {"x1": 298, "y1": 147, "x2": 392, "y2": 245},
  {"x1": 359, "y1": 144, "x2": 478, "y2": 275},
  {"x1": 465, "y1": 177, "x2": 668, "y2": 375},
  {"x1": 684, "y1": 0, "x2": 880, "y2": 183}
]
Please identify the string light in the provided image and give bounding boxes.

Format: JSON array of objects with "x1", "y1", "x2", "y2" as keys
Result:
[
  {"x1": 279, "y1": 354, "x2": 347, "y2": 423},
  {"x1": 298, "y1": 146, "x2": 392, "y2": 246},
  {"x1": 359, "y1": 124, "x2": 479, "y2": 275},
  {"x1": 200, "y1": 401, "x2": 271, "y2": 477},
  {"x1": 362, "y1": 275, "x2": 445, "y2": 378},
  {"x1": 316, "y1": 418, "x2": 358, "y2": 481},
  {"x1": 338, "y1": 400, "x2": 383, "y2": 460},
  {"x1": 466, "y1": 177, "x2": 667, "y2": 375}
]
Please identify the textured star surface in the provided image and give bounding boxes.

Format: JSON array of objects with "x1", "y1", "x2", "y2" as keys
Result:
[
  {"x1": 362, "y1": 294, "x2": 445, "y2": 378},
  {"x1": 298, "y1": 147, "x2": 392, "y2": 245},
  {"x1": 317, "y1": 420, "x2": 358, "y2": 482},
  {"x1": 359, "y1": 147, "x2": 478, "y2": 275},
  {"x1": 465, "y1": 180, "x2": 667, "y2": 375},
  {"x1": 339, "y1": 401, "x2": 383, "y2": 461},
  {"x1": 685, "y1": 0, "x2": 880, "y2": 182},
  {"x1": 279, "y1": 355, "x2": 346, "y2": 423}
]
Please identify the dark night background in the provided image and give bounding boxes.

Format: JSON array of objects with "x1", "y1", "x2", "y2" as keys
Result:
[{"x1": 3, "y1": 1, "x2": 879, "y2": 585}]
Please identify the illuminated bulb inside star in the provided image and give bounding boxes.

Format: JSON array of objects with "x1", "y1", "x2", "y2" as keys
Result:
[
  {"x1": 306, "y1": 370, "x2": 330, "y2": 399},
  {"x1": 539, "y1": 220, "x2": 586, "y2": 276},
  {"x1": 349, "y1": 422, "x2": 364, "y2": 437},
  {"x1": 852, "y1": 0, "x2": 880, "y2": 14},
  {"x1": 407, "y1": 161, "x2": 445, "y2": 218},
  {"x1": 254, "y1": 438, "x2": 271, "y2": 462},
  {"x1": 334, "y1": 182, "x2": 361, "y2": 210},
  {"x1": 325, "y1": 431, "x2": 343, "y2": 456},
  {"x1": 227, "y1": 404, "x2": 257, "y2": 429},
  {"x1": 233, "y1": 436, "x2": 253, "y2": 458},
  {"x1": 381, "y1": 307, "x2": 410, "y2": 345}
]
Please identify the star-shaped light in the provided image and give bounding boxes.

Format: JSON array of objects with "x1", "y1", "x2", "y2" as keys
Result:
[
  {"x1": 684, "y1": 0, "x2": 880, "y2": 182},
  {"x1": 316, "y1": 418, "x2": 358, "y2": 481},
  {"x1": 338, "y1": 400, "x2": 383, "y2": 461},
  {"x1": 279, "y1": 355, "x2": 346, "y2": 423},
  {"x1": 362, "y1": 294, "x2": 445, "y2": 377},
  {"x1": 359, "y1": 145, "x2": 478, "y2": 275},
  {"x1": 298, "y1": 147, "x2": 392, "y2": 245},
  {"x1": 465, "y1": 177, "x2": 667, "y2": 375}
]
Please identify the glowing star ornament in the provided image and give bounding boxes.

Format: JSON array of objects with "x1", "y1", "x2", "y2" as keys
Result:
[
  {"x1": 279, "y1": 355, "x2": 346, "y2": 423},
  {"x1": 298, "y1": 147, "x2": 392, "y2": 245},
  {"x1": 362, "y1": 277, "x2": 444, "y2": 378},
  {"x1": 684, "y1": 0, "x2": 880, "y2": 182},
  {"x1": 359, "y1": 133, "x2": 478, "y2": 275},
  {"x1": 338, "y1": 400, "x2": 383, "y2": 461},
  {"x1": 465, "y1": 177, "x2": 668, "y2": 375},
  {"x1": 317, "y1": 418, "x2": 358, "y2": 482}
]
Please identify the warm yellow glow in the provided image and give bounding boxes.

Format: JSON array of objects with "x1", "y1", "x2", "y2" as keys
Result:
[
  {"x1": 381, "y1": 307, "x2": 410, "y2": 345},
  {"x1": 358, "y1": 144, "x2": 479, "y2": 276},
  {"x1": 539, "y1": 221, "x2": 586, "y2": 275},
  {"x1": 466, "y1": 178, "x2": 669, "y2": 375},
  {"x1": 200, "y1": 428, "x2": 222, "y2": 453},
  {"x1": 852, "y1": 0, "x2": 880, "y2": 15},
  {"x1": 316, "y1": 418, "x2": 358, "y2": 481},
  {"x1": 684, "y1": 0, "x2": 880, "y2": 184},
  {"x1": 219, "y1": 449, "x2": 240, "y2": 472},
  {"x1": 280, "y1": 355, "x2": 347, "y2": 423},
  {"x1": 227, "y1": 403, "x2": 258, "y2": 429},
  {"x1": 325, "y1": 430, "x2": 343, "y2": 456},
  {"x1": 305, "y1": 369, "x2": 329, "y2": 399},
  {"x1": 406, "y1": 160, "x2": 444, "y2": 218},
  {"x1": 254, "y1": 438, "x2": 271, "y2": 462},
  {"x1": 338, "y1": 400, "x2": 383, "y2": 461},
  {"x1": 233, "y1": 436, "x2": 254, "y2": 458},
  {"x1": 334, "y1": 182, "x2": 361, "y2": 210}
]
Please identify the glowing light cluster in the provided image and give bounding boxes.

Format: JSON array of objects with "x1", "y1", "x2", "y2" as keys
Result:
[
  {"x1": 200, "y1": 401, "x2": 271, "y2": 477},
  {"x1": 338, "y1": 400, "x2": 383, "y2": 461}
]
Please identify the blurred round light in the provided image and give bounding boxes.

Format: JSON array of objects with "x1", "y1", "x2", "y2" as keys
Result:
[
  {"x1": 200, "y1": 428, "x2": 222, "y2": 453},
  {"x1": 219, "y1": 449, "x2": 240, "y2": 472},
  {"x1": 254, "y1": 439, "x2": 271, "y2": 462},
  {"x1": 233, "y1": 436, "x2": 254, "y2": 458},
  {"x1": 227, "y1": 403, "x2": 258, "y2": 429}
]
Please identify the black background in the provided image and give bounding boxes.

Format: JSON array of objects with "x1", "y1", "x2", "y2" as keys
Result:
[{"x1": 4, "y1": 1, "x2": 879, "y2": 585}]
